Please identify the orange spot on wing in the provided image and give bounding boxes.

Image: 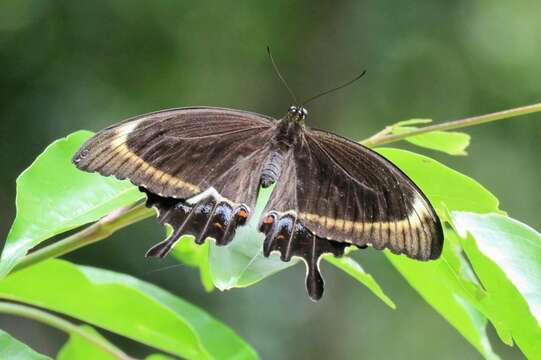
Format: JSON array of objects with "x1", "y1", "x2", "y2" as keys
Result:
[
  {"x1": 239, "y1": 209, "x2": 248, "y2": 218},
  {"x1": 263, "y1": 216, "x2": 274, "y2": 225}
]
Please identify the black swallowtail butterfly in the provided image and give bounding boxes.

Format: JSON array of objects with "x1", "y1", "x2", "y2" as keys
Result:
[{"x1": 73, "y1": 105, "x2": 443, "y2": 300}]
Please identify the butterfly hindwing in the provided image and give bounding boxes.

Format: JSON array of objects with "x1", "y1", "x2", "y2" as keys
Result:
[{"x1": 143, "y1": 187, "x2": 251, "y2": 258}]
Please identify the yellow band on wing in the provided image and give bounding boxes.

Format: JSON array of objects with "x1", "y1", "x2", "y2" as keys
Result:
[
  {"x1": 298, "y1": 196, "x2": 434, "y2": 257},
  {"x1": 110, "y1": 121, "x2": 200, "y2": 194}
]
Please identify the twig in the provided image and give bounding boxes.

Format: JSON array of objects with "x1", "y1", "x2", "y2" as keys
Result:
[
  {"x1": 12, "y1": 202, "x2": 154, "y2": 274},
  {"x1": 361, "y1": 102, "x2": 541, "y2": 147},
  {"x1": 0, "y1": 301, "x2": 135, "y2": 360}
]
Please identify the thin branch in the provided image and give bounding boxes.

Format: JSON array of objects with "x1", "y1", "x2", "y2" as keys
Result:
[
  {"x1": 361, "y1": 102, "x2": 541, "y2": 147},
  {"x1": 0, "y1": 301, "x2": 135, "y2": 360},
  {"x1": 12, "y1": 202, "x2": 154, "y2": 274}
]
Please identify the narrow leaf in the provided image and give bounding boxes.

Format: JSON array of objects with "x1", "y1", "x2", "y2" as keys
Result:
[
  {"x1": 145, "y1": 355, "x2": 176, "y2": 360},
  {"x1": 172, "y1": 240, "x2": 214, "y2": 292},
  {"x1": 377, "y1": 148, "x2": 501, "y2": 214},
  {"x1": 57, "y1": 325, "x2": 124, "y2": 360},
  {"x1": 379, "y1": 148, "x2": 503, "y2": 358},
  {"x1": 58, "y1": 324, "x2": 169, "y2": 360},
  {"x1": 392, "y1": 127, "x2": 471, "y2": 155},
  {"x1": 386, "y1": 230, "x2": 498, "y2": 359},
  {"x1": 452, "y1": 212, "x2": 541, "y2": 357},
  {"x1": 387, "y1": 118, "x2": 470, "y2": 155},
  {"x1": 325, "y1": 256, "x2": 396, "y2": 309},
  {"x1": 0, "y1": 329, "x2": 51, "y2": 360}
]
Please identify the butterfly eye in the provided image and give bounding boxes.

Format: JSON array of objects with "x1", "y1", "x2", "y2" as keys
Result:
[
  {"x1": 300, "y1": 107, "x2": 308, "y2": 117},
  {"x1": 288, "y1": 106, "x2": 297, "y2": 113}
]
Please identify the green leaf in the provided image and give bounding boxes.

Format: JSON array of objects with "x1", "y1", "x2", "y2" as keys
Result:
[
  {"x1": 325, "y1": 256, "x2": 396, "y2": 309},
  {"x1": 208, "y1": 185, "x2": 295, "y2": 290},
  {"x1": 378, "y1": 149, "x2": 503, "y2": 358},
  {"x1": 58, "y1": 324, "x2": 170, "y2": 360},
  {"x1": 452, "y1": 212, "x2": 541, "y2": 357},
  {"x1": 172, "y1": 240, "x2": 214, "y2": 292},
  {"x1": 393, "y1": 127, "x2": 471, "y2": 155},
  {"x1": 57, "y1": 325, "x2": 121, "y2": 360},
  {"x1": 376, "y1": 148, "x2": 501, "y2": 214},
  {"x1": 0, "y1": 259, "x2": 258, "y2": 360},
  {"x1": 386, "y1": 230, "x2": 498, "y2": 359},
  {"x1": 388, "y1": 118, "x2": 471, "y2": 155},
  {"x1": 0, "y1": 329, "x2": 51, "y2": 360},
  {"x1": 145, "y1": 355, "x2": 176, "y2": 360},
  {"x1": 1, "y1": 131, "x2": 144, "y2": 277}
]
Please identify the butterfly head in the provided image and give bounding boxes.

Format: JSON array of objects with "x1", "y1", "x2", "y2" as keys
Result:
[{"x1": 287, "y1": 106, "x2": 308, "y2": 122}]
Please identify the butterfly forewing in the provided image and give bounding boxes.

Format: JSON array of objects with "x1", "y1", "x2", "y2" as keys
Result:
[
  {"x1": 73, "y1": 107, "x2": 274, "y2": 203},
  {"x1": 294, "y1": 129, "x2": 443, "y2": 260}
]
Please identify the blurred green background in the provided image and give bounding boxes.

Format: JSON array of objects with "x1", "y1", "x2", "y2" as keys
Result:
[{"x1": 1, "y1": 1, "x2": 540, "y2": 359}]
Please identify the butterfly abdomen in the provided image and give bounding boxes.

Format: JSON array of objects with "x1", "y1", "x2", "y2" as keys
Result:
[
  {"x1": 260, "y1": 118, "x2": 303, "y2": 188},
  {"x1": 260, "y1": 151, "x2": 284, "y2": 188}
]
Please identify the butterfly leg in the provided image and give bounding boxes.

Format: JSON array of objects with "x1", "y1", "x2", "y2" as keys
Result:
[{"x1": 259, "y1": 211, "x2": 349, "y2": 301}]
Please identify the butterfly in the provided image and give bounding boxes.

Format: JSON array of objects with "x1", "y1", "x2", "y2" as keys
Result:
[{"x1": 72, "y1": 105, "x2": 443, "y2": 300}]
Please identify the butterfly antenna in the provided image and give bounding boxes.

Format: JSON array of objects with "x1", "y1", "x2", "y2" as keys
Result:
[
  {"x1": 301, "y1": 70, "x2": 367, "y2": 106},
  {"x1": 267, "y1": 46, "x2": 299, "y2": 104}
]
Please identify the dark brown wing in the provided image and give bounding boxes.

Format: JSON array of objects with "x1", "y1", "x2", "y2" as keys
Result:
[
  {"x1": 73, "y1": 106, "x2": 275, "y2": 205},
  {"x1": 295, "y1": 128, "x2": 443, "y2": 260},
  {"x1": 73, "y1": 107, "x2": 277, "y2": 257},
  {"x1": 258, "y1": 153, "x2": 349, "y2": 300},
  {"x1": 258, "y1": 126, "x2": 442, "y2": 300}
]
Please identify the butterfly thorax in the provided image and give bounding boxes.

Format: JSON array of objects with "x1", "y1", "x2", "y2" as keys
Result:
[
  {"x1": 275, "y1": 106, "x2": 307, "y2": 146},
  {"x1": 260, "y1": 106, "x2": 306, "y2": 188}
]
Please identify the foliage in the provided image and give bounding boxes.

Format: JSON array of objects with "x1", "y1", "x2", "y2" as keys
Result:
[
  {"x1": 0, "y1": 329, "x2": 51, "y2": 360},
  {"x1": 390, "y1": 119, "x2": 471, "y2": 155},
  {"x1": 57, "y1": 325, "x2": 175, "y2": 360},
  {"x1": 0, "y1": 259, "x2": 257, "y2": 359},
  {"x1": 452, "y1": 212, "x2": 541, "y2": 355},
  {"x1": 0, "y1": 131, "x2": 144, "y2": 277},
  {"x1": 1, "y1": 112, "x2": 540, "y2": 359},
  {"x1": 57, "y1": 325, "x2": 125, "y2": 360}
]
